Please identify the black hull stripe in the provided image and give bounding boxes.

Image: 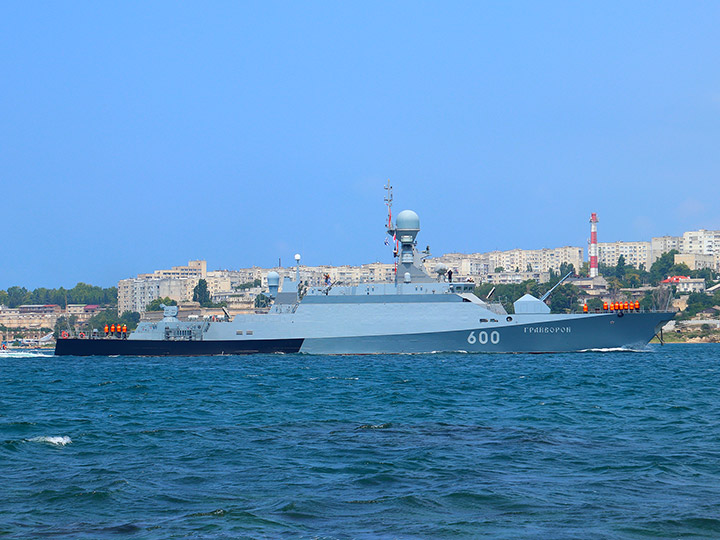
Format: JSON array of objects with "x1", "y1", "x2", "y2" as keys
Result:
[{"x1": 54, "y1": 338, "x2": 304, "y2": 357}]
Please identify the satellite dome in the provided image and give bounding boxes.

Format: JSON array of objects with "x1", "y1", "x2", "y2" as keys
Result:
[
  {"x1": 267, "y1": 271, "x2": 280, "y2": 287},
  {"x1": 396, "y1": 210, "x2": 420, "y2": 231}
]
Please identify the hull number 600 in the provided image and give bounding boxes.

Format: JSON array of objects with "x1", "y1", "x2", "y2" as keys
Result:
[{"x1": 467, "y1": 330, "x2": 500, "y2": 345}]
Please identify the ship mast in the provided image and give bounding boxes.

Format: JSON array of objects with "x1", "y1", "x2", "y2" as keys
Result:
[
  {"x1": 384, "y1": 180, "x2": 399, "y2": 275},
  {"x1": 384, "y1": 179, "x2": 393, "y2": 230}
]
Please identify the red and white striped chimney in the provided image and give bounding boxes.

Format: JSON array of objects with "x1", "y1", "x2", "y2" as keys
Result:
[{"x1": 589, "y1": 212, "x2": 599, "y2": 278}]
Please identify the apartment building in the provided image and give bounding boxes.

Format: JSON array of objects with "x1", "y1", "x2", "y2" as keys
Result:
[
  {"x1": 66, "y1": 304, "x2": 104, "y2": 322},
  {"x1": 649, "y1": 230, "x2": 720, "y2": 268},
  {"x1": 662, "y1": 276, "x2": 707, "y2": 294},
  {"x1": 482, "y1": 271, "x2": 551, "y2": 285},
  {"x1": 675, "y1": 278, "x2": 707, "y2": 293},
  {"x1": 681, "y1": 229, "x2": 720, "y2": 257},
  {"x1": 674, "y1": 253, "x2": 716, "y2": 271},
  {"x1": 428, "y1": 247, "x2": 583, "y2": 278},
  {"x1": 0, "y1": 305, "x2": 59, "y2": 331},
  {"x1": 119, "y1": 261, "x2": 224, "y2": 315},
  {"x1": 651, "y1": 236, "x2": 682, "y2": 262},
  {"x1": 597, "y1": 241, "x2": 652, "y2": 269},
  {"x1": 118, "y1": 277, "x2": 193, "y2": 314},
  {"x1": 138, "y1": 260, "x2": 207, "y2": 280}
]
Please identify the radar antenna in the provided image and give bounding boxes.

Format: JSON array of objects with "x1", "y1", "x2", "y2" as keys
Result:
[
  {"x1": 384, "y1": 179, "x2": 393, "y2": 230},
  {"x1": 384, "y1": 180, "x2": 399, "y2": 273}
]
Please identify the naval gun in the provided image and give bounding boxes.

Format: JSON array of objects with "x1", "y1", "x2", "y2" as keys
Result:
[
  {"x1": 539, "y1": 271, "x2": 573, "y2": 302},
  {"x1": 513, "y1": 271, "x2": 573, "y2": 314}
]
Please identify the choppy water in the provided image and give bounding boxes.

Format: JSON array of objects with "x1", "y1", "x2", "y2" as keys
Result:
[{"x1": 2, "y1": 345, "x2": 720, "y2": 539}]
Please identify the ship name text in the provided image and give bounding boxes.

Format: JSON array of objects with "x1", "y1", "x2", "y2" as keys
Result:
[{"x1": 523, "y1": 326, "x2": 572, "y2": 334}]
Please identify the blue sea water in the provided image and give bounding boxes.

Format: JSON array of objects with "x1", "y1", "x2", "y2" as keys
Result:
[{"x1": 2, "y1": 345, "x2": 720, "y2": 539}]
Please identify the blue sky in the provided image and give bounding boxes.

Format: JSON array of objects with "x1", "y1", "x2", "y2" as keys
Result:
[{"x1": 2, "y1": 2, "x2": 719, "y2": 289}]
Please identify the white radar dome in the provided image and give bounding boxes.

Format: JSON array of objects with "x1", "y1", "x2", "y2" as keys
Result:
[
  {"x1": 267, "y1": 271, "x2": 280, "y2": 297},
  {"x1": 267, "y1": 271, "x2": 280, "y2": 287},
  {"x1": 396, "y1": 210, "x2": 420, "y2": 231}
]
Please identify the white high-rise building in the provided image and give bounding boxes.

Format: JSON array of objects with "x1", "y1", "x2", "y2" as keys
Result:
[
  {"x1": 681, "y1": 229, "x2": 720, "y2": 256},
  {"x1": 118, "y1": 277, "x2": 193, "y2": 315},
  {"x1": 427, "y1": 246, "x2": 583, "y2": 278},
  {"x1": 597, "y1": 241, "x2": 652, "y2": 269}
]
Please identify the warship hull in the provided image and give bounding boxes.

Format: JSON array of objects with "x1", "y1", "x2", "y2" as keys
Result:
[
  {"x1": 55, "y1": 337, "x2": 303, "y2": 356},
  {"x1": 54, "y1": 311, "x2": 672, "y2": 356},
  {"x1": 298, "y1": 311, "x2": 672, "y2": 354}
]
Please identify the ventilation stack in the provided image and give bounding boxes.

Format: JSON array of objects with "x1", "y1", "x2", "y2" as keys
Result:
[{"x1": 589, "y1": 213, "x2": 599, "y2": 278}]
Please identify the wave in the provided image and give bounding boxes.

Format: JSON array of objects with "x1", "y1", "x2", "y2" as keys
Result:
[
  {"x1": 579, "y1": 347, "x2": 650, "y2": 353},
  {"x1": 355, "y1": 422, "x2": 392, "y2": 430},
  {"x1": 28, "y1": 436, "x2": 72, "y2": 446},
  {"x1": 0, "y1": 350, "x2": 55, "y2": 358}
]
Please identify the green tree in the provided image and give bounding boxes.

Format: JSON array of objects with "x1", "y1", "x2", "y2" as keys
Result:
[
  {"x1": 676, "y1": 292, "x2": 715, "y2": 320},
  {"x1": 605, "y1": 277, "x2": 622, "y2": 295},
  {"x1": 615, "y1": 255, "x2": 626, "y2": 280},
  {"x1": 0, "y1": 290, "x2": 9, "y2": 306},
  {"x1": 624, "y1": 273, "x2": 641, "y2": 288},
  {"x1": 7, "y1": 286, "x2": 30, "y2": 307},
  {"x1": 65, "y1": 282, "x2": 114, "y2": 305},
  {"x1": 548, "y1": 283, "x2": 581, "y2": 313},
  {"x1": 473, "y1": 279, "x2": 582, "y2": 313},
  {"x1": 651, "y1": 286, "x2": 672, "y2": 311},
  {"x1": 494, "y1": 267, "x2": 504, "y2": 273},
  {"x1": 3, "y1": 283, "x2": 118, "y2": 309},
  {"x1": 84, "y1": 310, "x2": 141, "y2": 333},
  {"x1": 235, "y1": 279, "x2": 262, "y2": 290},
  {"x1": 474, "y1": 281, "x2": 539, "y2": 313},
  {"x1": 692, "y1": 268, "x2": 717, "y2": 287},
  {"x1": 668, "y1": 263, "x2": 692, "y2": 277},
  {"x1": 53, "y1": 315, "x2": 79, "y2": 338},
  {"x1": 193, "y1": 279, "x2": 211, "y2": 306},
  {"x1": 639, "y1": 291, "x2": 654, "y2": 311},
  {"x1": 146, "y1": 297, "x2": 177, "y2": 311},
  {"x1": 120, "y1": 311, "x2": 141, "y2": 329},
  {"x1": 649, "y1": 250, "x2": 679, "y2": 284},
  {"x1": 254, "y1": 294, "x2": 270, "y2": 308},
  {"x1": 559, "y1": 262, "x2": 576, "y2": 277}
]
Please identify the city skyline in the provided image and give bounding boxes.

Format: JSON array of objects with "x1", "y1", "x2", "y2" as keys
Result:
[
  {"x1": 2, "y1": 218, "x2": 720, "y2": 291},
  {"x1": 3, "y1": 2, "x2": 719, "y2": 289}
]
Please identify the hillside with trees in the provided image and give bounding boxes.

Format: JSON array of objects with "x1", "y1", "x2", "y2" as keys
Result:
[
  {"x1": 597, "y1": 250, "x2": 718, "y2": 289},
  {"x1": 0, "y1": 283, "x2": 117, "y2": 308}
]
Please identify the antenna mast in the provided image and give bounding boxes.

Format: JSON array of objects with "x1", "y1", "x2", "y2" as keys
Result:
[
  {"x1": 383, "y1": 180, "x2": 399, "y2": 276},
  {"x1": 384, "y1": 179, "x2": 393, "y2": 230}
]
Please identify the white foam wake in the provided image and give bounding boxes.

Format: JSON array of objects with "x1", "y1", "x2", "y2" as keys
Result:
[
  {"x1": 579, "y1": 347, "x2": 650, "y2": 353},
  {"x1": 28, "y1": 436, "x2": 72, "y2": 446},
  {"x1": 0, "y1": 350, "x2": 55, "y2": 358}
]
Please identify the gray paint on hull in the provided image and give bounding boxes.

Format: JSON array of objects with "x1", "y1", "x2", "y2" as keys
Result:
[{"x1": 299, "y1": 311, "x2": 672, "y2": 354}]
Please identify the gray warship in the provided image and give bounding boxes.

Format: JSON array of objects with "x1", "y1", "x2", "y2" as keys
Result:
[{"x1": 56, "y1": 194, "x2": 675, "y2": 356}]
